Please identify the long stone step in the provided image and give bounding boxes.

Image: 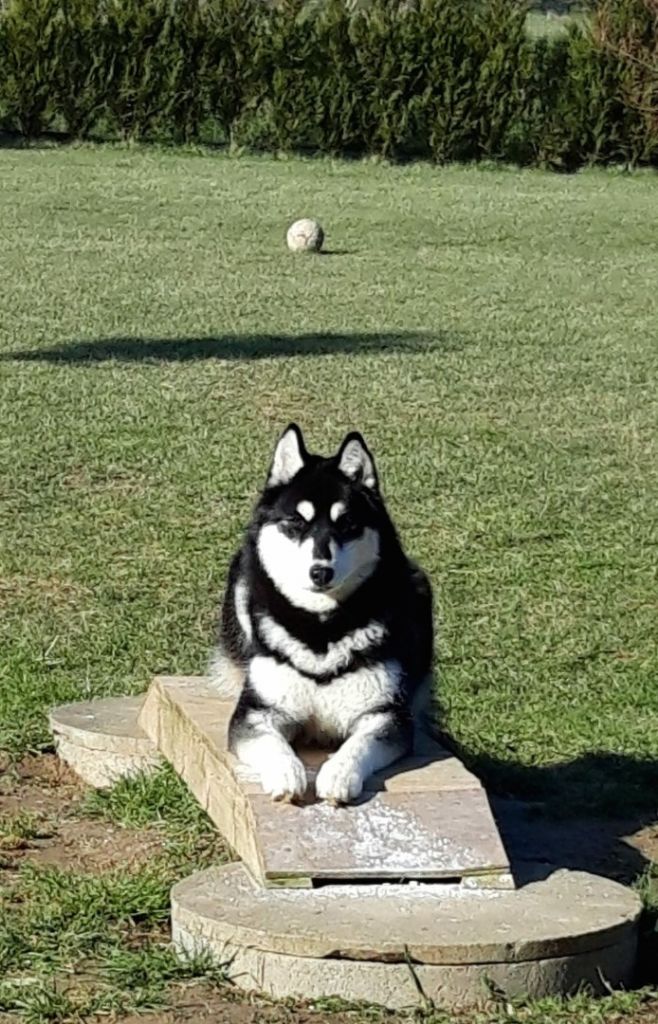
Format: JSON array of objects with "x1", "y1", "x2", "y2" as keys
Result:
[{"x1": 139, "y1": 675, "x2": 513, "y2": 889}]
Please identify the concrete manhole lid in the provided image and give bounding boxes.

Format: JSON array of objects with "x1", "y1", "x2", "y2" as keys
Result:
[
  {"x1": 172, "y1": 862, "x2": 641, "y2": 966},
  {"x1": 49, "y1": 696, "x2": 154, "y2": 754}
]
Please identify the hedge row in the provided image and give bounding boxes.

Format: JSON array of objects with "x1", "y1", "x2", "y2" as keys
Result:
[{"x1": 0, "y1": 0, "x2": 657, "y2": 167}]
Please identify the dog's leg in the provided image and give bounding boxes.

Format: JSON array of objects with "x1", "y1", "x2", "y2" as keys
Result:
[
  {"x1": 229, "y1": 708, "x2": 307, "y2": 803},
  {"x1": 315, "y1": 710, "x2": 411, "y2": 805}
]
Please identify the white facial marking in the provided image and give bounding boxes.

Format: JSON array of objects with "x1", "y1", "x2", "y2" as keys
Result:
[
  {"x1": 257, "y1": 522, "x2": 380, "y2": 614},
  {"x1": 257, "y1": 525, "x2": 338, "y2": 613},
  {"x1": 297, "y1": 500, "x2": 315, "y2": 522},
  {"x1": 330, "y1": 501, "x2": 346, "y2": 523},
  {"x1": 248, "y1": 655, "x2": 401, "y2": 741},
  {"x1": 257, "y1": 615, "x2": 387, "y2": 677}
]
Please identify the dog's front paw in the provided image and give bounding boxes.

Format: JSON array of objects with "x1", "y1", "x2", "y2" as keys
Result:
[
  {"x1": 261, "y1": 754, "x2": 308, "y2": 803},
  {"x1": 315, "y1": 756, "x2": 364, "y2": 805}
]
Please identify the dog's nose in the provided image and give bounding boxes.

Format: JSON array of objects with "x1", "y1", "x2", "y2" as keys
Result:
[{"x1": 310, "y1": 564, "x2": 334, "y2": 588}]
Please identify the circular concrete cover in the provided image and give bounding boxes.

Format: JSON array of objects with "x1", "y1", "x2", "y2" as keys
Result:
[
  {"x1": 171, "y1": 863, "x2": 640, "y2": 1008},
  {"x1": 49, "y1": 696, "x2": 159, "y2": 788},
  {"x1": 173, "y1": 862, "x2": 640, "y2": 965}
]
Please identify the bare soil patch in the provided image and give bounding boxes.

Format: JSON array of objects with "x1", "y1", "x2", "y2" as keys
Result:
[{"x1": 0, "y1": 754, "x2": 166, "y2": 872}]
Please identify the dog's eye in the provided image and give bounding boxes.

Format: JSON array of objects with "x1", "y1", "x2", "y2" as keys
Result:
[
  {"x1": 281, "y1": 514, "x2": 305, "y2": 532},
  {"x1": 335, "y1": 514, "x2": 355, "y2": 534}
]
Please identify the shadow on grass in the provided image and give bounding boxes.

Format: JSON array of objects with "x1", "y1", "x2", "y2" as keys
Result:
[
  {"x1": 0, "y1": 129, "x2": 74, "y2": 149},
  {"x1": 433, "y1": 725, "x2": 658, "y2": 980},
  {"x1": 436, "y1": 726, "x2": 658, "y2": 979},
  {"x1": 454, "y1": 747, "x2": 658, "y2": 822},
  {"x1": 1, "y1": 330, "x2": 456, "y2": 364}
]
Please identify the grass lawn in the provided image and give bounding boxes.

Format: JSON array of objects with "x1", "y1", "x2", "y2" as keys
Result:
[{"x1": 1, "y1": 144, "x2": 658, "y2": 1022}]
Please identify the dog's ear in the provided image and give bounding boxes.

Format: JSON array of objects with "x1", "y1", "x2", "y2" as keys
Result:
[
  {"x1": 337, "y1": 432, "x2": 378, "y2": 491},
  {"x1": 267, "y1": 424, "x2": 308, "y2": 488}
]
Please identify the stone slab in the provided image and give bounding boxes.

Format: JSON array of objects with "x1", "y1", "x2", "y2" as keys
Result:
[
  {"x1": 172, "y1": 863, "x2": 640, "y2": 1008},
  {"x1": 49, "y1": 696, "x2": 161, "y2": 788},
  {"x1": 173, "y1": 940, "x2": 637, "y2": 1010},
  {"x1": 139, "y1": 675, "x2": 512, "y2": 887}
]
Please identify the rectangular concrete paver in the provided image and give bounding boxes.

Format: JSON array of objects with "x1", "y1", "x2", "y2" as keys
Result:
[{"x1": 139, "y1": 675, "x2": 512, "y2": 888}]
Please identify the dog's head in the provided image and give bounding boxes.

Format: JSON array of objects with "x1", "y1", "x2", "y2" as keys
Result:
[{"x1": 253, "y1": 424, "x2": 387, "y2": 614}]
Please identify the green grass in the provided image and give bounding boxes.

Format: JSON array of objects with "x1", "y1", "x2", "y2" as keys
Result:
[
  {"x1": 0, "y1": 812, "x2": 53, "y2": 848},
  {"x1": 0, "y1": 767, "x2": 230, "y2": 1022},
  {"x1": 2, "y1": 144, "x2": 658, "y2": 812},
  {"x1": 82, "y1": 761, "x2": 217, "y2": 833},
  {"x1": 0, "y1": 143, "x2": 658, "y2": 1021}
]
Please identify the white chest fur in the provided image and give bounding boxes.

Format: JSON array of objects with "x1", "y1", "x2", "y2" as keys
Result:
[
  {"x1": 256, "y1": 614, "x2": 387, "y2": 677},
  {"x1": 248, "y1": 655, "x2": 401, "y2": 741}
]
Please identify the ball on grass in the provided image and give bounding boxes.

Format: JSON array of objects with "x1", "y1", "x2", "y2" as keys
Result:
[{"x1": 286, "y1": 218, "x2": 324, "y2": 253}]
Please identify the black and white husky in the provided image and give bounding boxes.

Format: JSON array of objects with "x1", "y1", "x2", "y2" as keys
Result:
[{"x1": 209, "y1": 424, "x2": 434, "y2": 805}]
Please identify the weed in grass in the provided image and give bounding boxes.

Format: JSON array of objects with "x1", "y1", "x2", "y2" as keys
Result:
[
  {"x1": 636, "y1": 864, "x2": 658, "y2": 915},
  {"x1": 0, "y1": 861, "x2": 172, "y2": 974},
  {"x1": 82, "y1": 763, "x2": 214, "y2": 835},
  {"x1": 0, "y1": 812, "x2": 53, "y2": 850},
  {"x1": 0, "y1": 977, "x2": 143, "y2": 1024},
  {"x1": 98, "y1": 942, "x2": 231, "y2": 994},
  {"x1": 0, "y1": 856, "x2": 232, "y2": 1020}
]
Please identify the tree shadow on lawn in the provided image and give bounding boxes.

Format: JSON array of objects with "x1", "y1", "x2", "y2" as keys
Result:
[{"x1": 2, "y1": 330, "x2": 458, "y2": 364}]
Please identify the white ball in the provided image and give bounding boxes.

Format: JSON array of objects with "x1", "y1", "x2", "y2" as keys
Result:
[{"x1": 286, "y1": 218, "x2": 324, "y2": 253}]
